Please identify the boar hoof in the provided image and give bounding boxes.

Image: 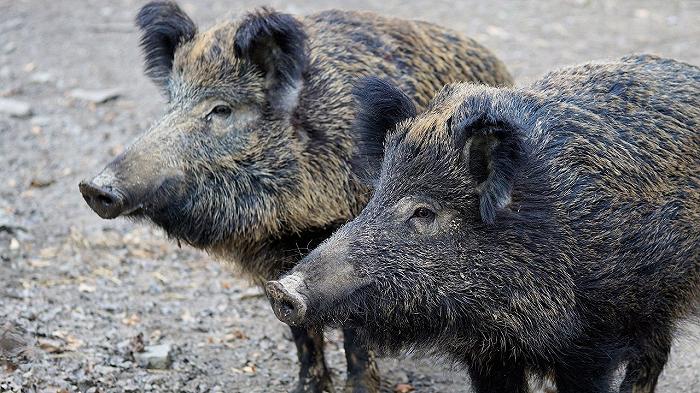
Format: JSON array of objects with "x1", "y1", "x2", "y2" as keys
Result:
[
  {"x1": 342, "y1": 383, "x2": 380, "y2": 393},
  {"x1": 291, "y1": 375, "x2": 335, "y2": 393},
  {"x1": 343, "y1": 374, "x2": 381, "y2": 393}
]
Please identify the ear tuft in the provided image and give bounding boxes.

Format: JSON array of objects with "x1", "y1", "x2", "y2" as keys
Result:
[
  {"x1": 351, "y1": 77, "x2": 417, "y2": 185},
  {"x1": 136, "y1": 1, "x2": 197, "y2": 90},
  {"x1": 234, "y1": 8, "x2": 308, "y2": 111}
]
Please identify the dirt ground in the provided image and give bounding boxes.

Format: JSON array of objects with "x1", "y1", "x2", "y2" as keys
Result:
[{"x1": 1, "y1": 0, "x2": 699, "y2": 392}]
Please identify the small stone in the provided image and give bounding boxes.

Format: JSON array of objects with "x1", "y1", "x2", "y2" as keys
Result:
[
  {"x1": 22, "y1": 63, "x2": 36, "y2": 73},
  {"x1": 68, "y1": 88, "x2": 121, "y2": 104},
  {"x1": 29, "y1": 176, "x2": 55, "y2": 188},
  {"x1": 30, "y1": 72, "x2": 54, "y2": 84},
  {"x1": 30, "y1": 116, "x2": 51, "y2": 126},
  {"x1": 134, "y1": 344, "x2": 172, "y2": 369},
  {"x1": 78, "y1": 283, "x2": 96, "y2": 293},
  {"x1": 0, "y1": 98, "x2": 32, "y2": 117},
  {"x1": 3, "y1": 42, "x2": 16, "y2": 54}
]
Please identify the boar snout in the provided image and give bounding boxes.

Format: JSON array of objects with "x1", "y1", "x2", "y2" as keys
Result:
[
  {"x1": 79, "y1": 180, "x2": 126, "y2": 219},
  {"x1": 80, "y1": 142, "x2": 187, "y2": 221},
  {"x1": 267, "y1": 274, "x2": 309, "y2": 326},
  {"x1": 79, "y1": 171, "x2": 130, "y2": 219}
]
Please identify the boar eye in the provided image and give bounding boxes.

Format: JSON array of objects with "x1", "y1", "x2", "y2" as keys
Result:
[
  {"x1": 411, "y1": 207, "x2": 435, "y2": 221},
  {"x1": 210, "y1": 104, "x2": 232, "y2": 117}
]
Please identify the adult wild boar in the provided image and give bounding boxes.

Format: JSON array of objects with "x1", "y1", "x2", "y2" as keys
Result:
[
  {"x1": 268, "y1": 55, "x2": 700, "y2": 393},
  {"x1": 78, "y1": 1, "x2": 513, "y2": 391}
]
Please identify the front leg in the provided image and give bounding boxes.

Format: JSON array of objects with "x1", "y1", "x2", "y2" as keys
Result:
[
  {"x1": 342, "y1": 328, "x2": 380, "y2": 393},
  {"x1": 290, "y1": 326, "x2": 335, "y2": 393},
  {"x1": 619, "y1": 331, "x2": 672, "y2": 393},
  {"x1": 554, "y1": 357, "x2": 616, "y2": 393},
  {"x1": 467, "y1": 355, "x2": 529, "y2": 393}
]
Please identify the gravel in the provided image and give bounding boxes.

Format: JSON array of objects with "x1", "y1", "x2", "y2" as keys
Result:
[
  {"x1": 67, "y1": 88, "x2": 122, "y2": 104},
  {"x1": 1, "y1": 1, "x2": 699, "y2": 392},
  {"x1": 134, "y1": 344, "x2": 173, "y2": 370},
  {"x1": 0, "y1": 98, "x2": 32, "y2": 118}
]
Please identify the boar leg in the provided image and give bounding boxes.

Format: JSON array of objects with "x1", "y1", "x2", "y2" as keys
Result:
[
  {"x1": 554, "y1": 357, "x2": 615, "y2": 393},
  {"x1": 467, "y1": 356, "x2": 528, "y2": 393},
  {"x1": 619, "y1": 333, "x2": 672, "y2": 393},
  {"x1": 290, "y1": 326, "x2": 335, "y2": 393},
  {"x1": 342, "y1": 328, "x2": 380, "y2": 393}
]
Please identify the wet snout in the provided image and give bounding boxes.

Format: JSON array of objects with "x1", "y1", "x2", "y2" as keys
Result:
[
  {"x1": 266, "y1": 273, "x2": 309, "y2": 326},
  {"x1": 79, "y1": 170, "x2": 130, "y2": 219}
]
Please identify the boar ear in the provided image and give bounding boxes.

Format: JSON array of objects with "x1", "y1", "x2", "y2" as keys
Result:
[
  {"x1": 351, "y1": 77, "x2": 417, "y2": 185},
  {"x1": 136, "y1": 1, "x2": 197, "y2": 90},
  {"x1": 234, "y1": 8, "x2": 308, "y2": 112},
  {"x1": 452, "y1": 115, "x2": 525, "y2": 224}
]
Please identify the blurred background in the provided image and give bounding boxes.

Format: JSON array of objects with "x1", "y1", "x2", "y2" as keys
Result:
[{"x1": 1, "y1": 0, "x2": 699, "y2": 391}]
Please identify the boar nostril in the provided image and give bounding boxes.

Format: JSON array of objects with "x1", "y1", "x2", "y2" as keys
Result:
[
  {"x1": 266, "y1": 280, "x2": 308, "y2": 326},
  {"x1": 96, "y1": 194, "x2": 116, "y2": 206},
  {"x1": 279, "y1": 299, "x2": 297, "y2": 318}
]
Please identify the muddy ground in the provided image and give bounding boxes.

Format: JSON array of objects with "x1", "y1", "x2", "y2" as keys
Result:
[{"x1": 1, "y1": 0, "x2": 699, "y2": 392}]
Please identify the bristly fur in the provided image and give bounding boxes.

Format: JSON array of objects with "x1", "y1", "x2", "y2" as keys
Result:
[
  {"x1": 234, "y1": 7, "x2": 309, "y2": 111},
  {"x1": 87, "y1": 4, "x2": 514, "y2": 392},
  {"x1": 282, "y1": 55, "x2": 700, "y2": 393},
  {"x1": 352, "y1": 77, "x2": 417, "y2": 185},
  {"x1": 136, "y1": 1, "x2": 196, "y2": 90}
]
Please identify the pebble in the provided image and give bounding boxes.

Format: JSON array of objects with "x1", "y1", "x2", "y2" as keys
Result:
[
  {"x1": 29, "y1": 72, "x2": 54, "y2": 84},
  {"x1": 0, "y1": 98, "x2": 32, "y2": 117},
  {"x1": 68, "y1": 88, "x2": 121, "y2": 104},
  {"x1": 3, "y1": 42, "x2": 16, "y2": 54},
  {"x1": 134, "y1": 344, "x2": 173, "y2": 369}
]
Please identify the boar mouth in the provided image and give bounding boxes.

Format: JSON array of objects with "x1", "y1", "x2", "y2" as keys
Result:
[
  {"x1": 80, "y1": 173, "x2": 183, "y2": 220},
  {"x1": 121, "y1": 203, "x2": 145, "y2": 217}
]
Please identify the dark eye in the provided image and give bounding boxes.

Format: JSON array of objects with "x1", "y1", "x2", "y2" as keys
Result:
[
  {"x1": 210, "y1": 104, "x2": 232, "y2": 117},
  {"x1": 411, "y1": 207, "x2": 435, "y2": 220}
]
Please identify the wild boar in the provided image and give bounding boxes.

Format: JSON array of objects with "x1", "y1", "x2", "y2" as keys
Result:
[
  {"x1": 268, "y1": 55, "x2": 700, "y2": 393},
  {"x1": 78, "y1": 1, "x2": 513, "y2": 392}
]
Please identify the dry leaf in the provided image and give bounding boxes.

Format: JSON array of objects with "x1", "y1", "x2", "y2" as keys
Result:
[
  {"x1": 29, "y1": 177, "x2": 55, "y2": 188},
  {"x1": 180, "y1": 310, "x2": 194, "y2": 322},
  {"x1": 39, "y1": 247, "x2": 58, "y2": 259},
  {"x1": 37, "y1": 338, "x2": 64, "y2": 353},
  {"x1": 28, "y1": 259, "x2": 51, "y2": 268},
  {"x1": 130, "y1": 333, "x2": 145, "y2": 353},
  {"x1": 149, "y1": 330, "x2": 162, "y2": 342},
  {"x1": 224, "y1": 329, "x2": 247, "y2": 342},
  {"x1": 64, "y1": 336, "x2": 83, "y2": 351},
  {"x1": 129, "y1": 248, "x2": 153, "y2": 259},
  {"x1": 242, "y1": 362, "x2": 256, "y2": 374},
  {"x1": 152, "y1": 271, "x2": 168, "y2": 284},
  {"x1": 122, "y1": 313, "x2": 140, "y2": 326}
]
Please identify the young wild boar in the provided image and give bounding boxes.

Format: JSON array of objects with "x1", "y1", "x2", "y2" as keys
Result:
[
  {"x1": 267, "y1": 55, "x2": 700, "y2": 393},
  {"x1": 77, "y1": 1, "x2": 512, "y2": 391}
]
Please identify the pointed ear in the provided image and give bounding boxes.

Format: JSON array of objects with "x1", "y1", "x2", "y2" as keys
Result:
[
  {"x1": 351, "y1": 77, "x2": 417, "y2": 185},
  {"x1": 452, "y1": 116, "x2": 525, "y2": 224},
  {"x1": 234, "y1": 8, "x2": 308, "y2": 112},
  {"x1": 136, "y1": 1, "x2": 197, "y2": 90}
]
